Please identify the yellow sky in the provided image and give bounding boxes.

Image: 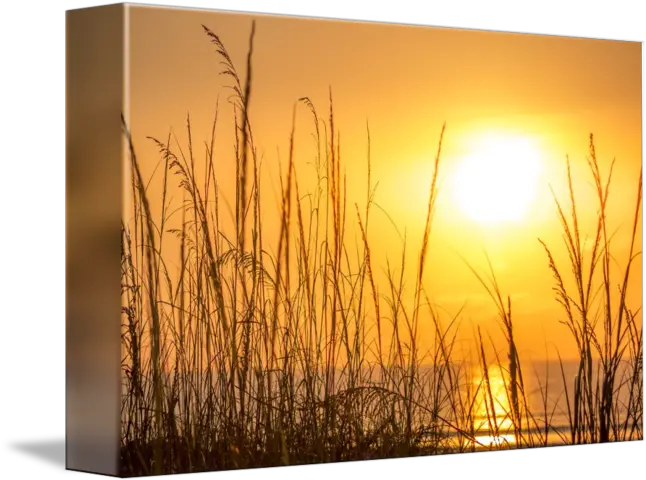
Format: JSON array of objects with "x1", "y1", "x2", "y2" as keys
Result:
[{"x1": 126, "y1": 4, "x2": 642, "y2": 360}]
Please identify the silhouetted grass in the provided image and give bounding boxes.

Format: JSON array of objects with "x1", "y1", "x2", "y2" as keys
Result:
[{"x1": 119, "y1": 21, "x2": 642, "y2": 476}]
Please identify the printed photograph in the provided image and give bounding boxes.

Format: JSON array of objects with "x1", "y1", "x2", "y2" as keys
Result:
[{"x1": 120, "y1": 4, "x2": 643, "y2": 476}]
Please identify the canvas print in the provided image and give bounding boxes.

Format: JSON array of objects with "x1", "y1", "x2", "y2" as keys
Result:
[{"x1": 67, "y1": 3, "x2": 643, "y2": 477}]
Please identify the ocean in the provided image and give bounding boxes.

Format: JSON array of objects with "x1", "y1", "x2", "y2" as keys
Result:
[{"x1": 122, "y1": 361, "x2": 643, "y2": 449}]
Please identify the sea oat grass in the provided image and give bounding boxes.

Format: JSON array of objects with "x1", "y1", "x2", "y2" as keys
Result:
[{"x1": 119, "y1": 22, "x2": 642, "y2": 476}]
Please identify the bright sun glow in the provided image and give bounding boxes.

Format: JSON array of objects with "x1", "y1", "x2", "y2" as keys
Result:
[{"x1": 452, "y1": 135, "x2": 542, "y2": 225}]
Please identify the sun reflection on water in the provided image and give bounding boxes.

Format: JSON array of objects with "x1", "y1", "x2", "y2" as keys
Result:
[
  {"x1": 471, "y1": 364, "x2": 517, "y2": 449},
  {"x1": 474, "y1": 434, "x2": 516, "y2": 448}
]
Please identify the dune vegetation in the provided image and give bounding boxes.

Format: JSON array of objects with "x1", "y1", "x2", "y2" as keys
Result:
[{"x1": 119, "y1": 21, "x2": 643, "y2": 476}]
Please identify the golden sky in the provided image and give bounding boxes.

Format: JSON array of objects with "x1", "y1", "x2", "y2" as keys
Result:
[{"x1": 126, "y1": 4, "x2": 642, "y2": 360}]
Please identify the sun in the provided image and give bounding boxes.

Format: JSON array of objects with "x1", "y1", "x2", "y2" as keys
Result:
[{"x1": 451, "y1": 135, "x2": 542, "y2": 225}]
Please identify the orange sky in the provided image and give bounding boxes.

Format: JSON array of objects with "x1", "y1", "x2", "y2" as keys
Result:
[{"x1": 125, "y1": 4, "x2": 642, "y2": 361}]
